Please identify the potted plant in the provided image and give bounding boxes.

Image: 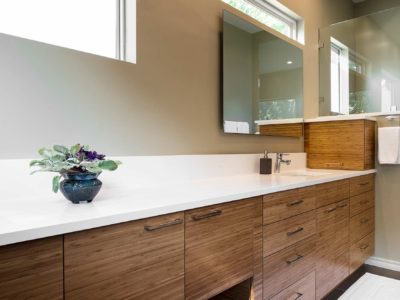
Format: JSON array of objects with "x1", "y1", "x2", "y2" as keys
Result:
[{"x1": 30, "y1": 144, "x2": 121, "y2": 204}]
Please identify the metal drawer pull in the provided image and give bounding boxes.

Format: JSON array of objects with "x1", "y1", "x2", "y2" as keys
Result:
[
  {"x1": 325, "y1": 207, "x2": 337, "y2": 213},
  {"x1": 337, "y1": 203, "x2": 348, "y2": 208},
  {"x1": 144, "y1": 218, "x2": 183, "y2": 231},
  {"x1": 293, "y1": 292, "x2": 303, "y2": 300},
  {"x1": 359, "y1": 182, "x2": 369, "y2": 186},
  {"x1": 287, "y1": 227, "x2": 304, "y2": 236},
  {"x1": 287, "y1": 200, "x2": 304, "y2": 207},
  {"x1": 192, "y1": 210, "x2": 222, "y2": 221},
  {"x1": 360, "y1": 244, "x2": 369, "y2": 250},
  {"x1": 286, "y1": 254, "x2": 304, "y2": 265},
  {"x1": 360, "y1": 218, "x2": 369, "y2": 224}
]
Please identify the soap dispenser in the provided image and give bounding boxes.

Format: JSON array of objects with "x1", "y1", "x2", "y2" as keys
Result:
[{"x1": 260, "y1": 150, "x2": 272, "y2": 174}]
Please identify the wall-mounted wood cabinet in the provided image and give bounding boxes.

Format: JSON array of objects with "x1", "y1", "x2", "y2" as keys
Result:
[{"x1": 305, "y1": 120, "x2": 376, "y2": 170}]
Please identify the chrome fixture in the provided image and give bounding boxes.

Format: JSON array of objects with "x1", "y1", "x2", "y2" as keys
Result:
[{"x1": 275, "y1": 153, "x2": 291, "y2": 173}]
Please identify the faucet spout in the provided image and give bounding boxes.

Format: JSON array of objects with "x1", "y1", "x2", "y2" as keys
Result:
[{"x1": 275, "y1": 153, "x2": 291, "y2": 173}]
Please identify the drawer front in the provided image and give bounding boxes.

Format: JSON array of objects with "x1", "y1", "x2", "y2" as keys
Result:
[
  {"x1": 350, "y1": 174, "x2": 375, "y2": 197},
  {"x1": 263, "y1": 187, "x2": 316, "y2": 225},
  {"x1": 350, "y1": 232, "x2": 374, "y2": 273},
  {"x1": 350, "y1": 190, "x2": 374, "y2": 217},
  {"x1": 0, "y1": 237, "x2": 63, "y2": 300},
  {"x1": 307, "y1": 153, "x2": 366, "y2": 171},
  {"x1": 264, "y1": 210, "x2": 316, "y2": 257},
  {"x1": 263, "y1": 236, "x2": 316, "y2": 299},
  {"x1": 317, "y1": 199, "x2": 349, "y2": 231},
  {"x1": 315, "y1": 180, "x2": 349, "y2": 208},
  {"x1": 270, "y1": 271, "x2": 316, "y2": 300},
  {"x1": 185, "y1": 200, "x2": 255, "y2": 300},
  {"x1": 317, "y1": 218, "x2": 349, "y2": 257},
  {"x1": 64, "y1": 212, "x2": 184, "y2": 300},
  {"x1": 350, "y1": 208, "x2": 374, "y2": 244}
]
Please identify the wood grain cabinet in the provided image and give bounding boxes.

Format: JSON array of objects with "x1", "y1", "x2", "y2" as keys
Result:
[
  {"x1": 184, "y1": 200, "x2": 256, "y2": 300},
  {"x1": 64, "y1": 212, "x2": 185, "y2": 300},
  {"x1": 305, "y1": 120, "x2": 375, "y2": 170},
  {"x1": 0, "y1": 236, "x2": 63, "y2": 300}
]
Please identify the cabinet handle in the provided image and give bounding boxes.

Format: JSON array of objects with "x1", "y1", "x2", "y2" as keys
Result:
[
  {"x1": 337, "y1": 203, "x2": 348, "y2": 208},
  {"x1": 360, "y1": 218, "x2": 369, "y2": 224},
  {"x1": 359, "y1": 182, "x2": 369, "y2": 186},
  {"x1": 360, "y1": 244, "x2": 369, "y2": 250},
  {"x1": 286, "y1": 254, "x2": 304, "y2": 265},
  {"x1": 144, "y1": 218, "x2": 183, "y2": 231},
  {"x1": 325, "y1": 207, "x2": 337, "y2": 213},
  {"x1": 287, "y1": 227, "x2": 304, "y2": 236},
  {"x1": 287, "y1": 200, "x2": 304, "y2": 207},
  {"x1": 293, "y1": 292, "x2": 303, "y2": 300},
  {"x1": 192, "y1": 210, "x2": 222, "y2": 221}
]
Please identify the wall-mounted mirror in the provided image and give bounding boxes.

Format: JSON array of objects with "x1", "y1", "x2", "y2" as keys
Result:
[
  {"x1": 320, "y1": 6, "x2": 400, "y2": 116},
  {"x1": 0, "y1": 0, "x2": 136, "y2": 63},
  {"x1": 223, "y1": 10, "x2": 304, "y2": 135}
]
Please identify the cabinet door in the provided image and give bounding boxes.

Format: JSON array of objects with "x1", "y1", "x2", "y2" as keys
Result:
[
  {"x1": 185, "y1": 200, "x2": 255, "y2": 300},
  {"x1": 0, "y1": 236, "x2": 63, "y2": 300},
  {"x1": 64, "y1": 212, "x2": 184, "y2": 300}
]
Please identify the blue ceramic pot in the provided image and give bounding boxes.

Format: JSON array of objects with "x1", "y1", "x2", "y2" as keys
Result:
[{"x1": 60, "y1": 172, "x2": 102, "y2": 204}]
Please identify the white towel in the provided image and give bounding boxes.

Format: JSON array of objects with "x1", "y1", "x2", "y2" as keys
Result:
[
  {"x1": 379, "y1": 127, "x2": 400, "y2": 164},
  {"x1": 237, "y1": 122, "x2": 250, "y2": 134},
  {"x1": 224, "y1": 121, "x2": 238, "y2": 133}
]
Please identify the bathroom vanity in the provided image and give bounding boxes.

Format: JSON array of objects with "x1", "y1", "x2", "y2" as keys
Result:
[{"x1": 0, "y1": 157, "x2": 375, "y2": 300}]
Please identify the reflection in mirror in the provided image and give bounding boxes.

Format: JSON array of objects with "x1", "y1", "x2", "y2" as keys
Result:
[
  {"x1": 319, "y1": 6, "x2": 400, "y2": 116},
  {"x1": 223, "y1": 11, "x2": 303, "y2": 135},
  {"x1": 0, "y1": 0, "x2": 136, "y2": 63}
]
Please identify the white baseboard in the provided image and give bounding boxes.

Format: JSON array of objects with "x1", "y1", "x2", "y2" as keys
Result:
[{"x1": 366, "y1": 256, "x2": 400, "y2": 272}]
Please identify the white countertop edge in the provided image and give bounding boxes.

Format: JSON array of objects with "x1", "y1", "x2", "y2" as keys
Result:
[
  {"x1": 0, "y1": 169, "x2": 376, "y2": 247},
  {"x1": 304, "y1": 112, "x2": 400, "y2": 123},
  {"x1": 255, "y1": 118, "x2": 304, "y2": 125}
]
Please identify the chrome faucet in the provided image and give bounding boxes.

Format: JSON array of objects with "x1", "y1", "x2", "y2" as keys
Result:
[{"x1": 275, "y1": 153, "x2": 291, "y2": 173}]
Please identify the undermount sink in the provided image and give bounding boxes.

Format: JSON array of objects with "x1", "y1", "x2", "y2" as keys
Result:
[{"x1": 278, "y1": 170, "x2": 332, "y2": 177}]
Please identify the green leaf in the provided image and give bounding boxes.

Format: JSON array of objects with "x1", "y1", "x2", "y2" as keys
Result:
[
  {"x1": 38, "y1": 147, "x2": 53, "y2": 158},
  {"x1": 53, "y1": 145, "x2": 68, "y2": 154},
  {"x1": 85, "y1": 166, "x2": 102, "y2": 173},
  {"x1": 98, "y1": 160, "x2": 118, "y2": 171},
  {"x1": 51, "y1": 154, "x2": 66, "y2": 162},
  {"x1": 52, "y1": 175, "x2": 60, "y2": 193},
  {"x1": 30, "y1": 160, "x2": 44, "y2": 167},
  {"x1": 83, "y1": 145, "x2": 90, "y2": 151},
  {"x1": 70, "y1": 144, "x2": 81, "y2": 155}
]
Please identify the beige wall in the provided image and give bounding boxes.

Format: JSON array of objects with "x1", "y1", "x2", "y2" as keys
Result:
[{"x1": 0, "y1": 0, "x2": 354, "y2": 158}]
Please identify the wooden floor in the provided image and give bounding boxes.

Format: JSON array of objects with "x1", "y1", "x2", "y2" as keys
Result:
[{"x1": 323, "y1": 264, "x2": 400, "y2": 299}]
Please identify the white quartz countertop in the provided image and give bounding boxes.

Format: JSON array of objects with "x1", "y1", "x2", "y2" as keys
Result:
[{"x1": 0, "y1": 156, "x2": 376, "y2": 246}]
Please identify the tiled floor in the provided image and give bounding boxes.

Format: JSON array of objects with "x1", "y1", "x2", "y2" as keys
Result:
[{"x1": 323, "y1": 265, "x2": 400, "y2": 300}]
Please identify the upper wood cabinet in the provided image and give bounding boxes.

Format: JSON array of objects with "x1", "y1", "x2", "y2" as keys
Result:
[
  {"x1": 305, "y1": 120, "x2": 376, "y2": 170},
  {"x1": 185, "y1": 200, "x2": 256, "y2": 300},
  {"x1": 0, "y1": 236, "x2": 63, "y2": 300},
  {"x1": 64, "y1": 212, "x2": 184, "y2": 300},
  {"x1": 259, "y1": 123, "x2": 304, "y2": 138}
]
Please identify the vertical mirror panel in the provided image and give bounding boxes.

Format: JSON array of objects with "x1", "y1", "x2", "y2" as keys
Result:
[
  {"x1": 320, "y1": 6, "x2": 400, "y2": 116},
  {"x1": 223, "y1": 11, "x2": 303, "y2": 135}
]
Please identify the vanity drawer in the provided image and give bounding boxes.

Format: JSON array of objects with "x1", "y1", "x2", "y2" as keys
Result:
[
  {"x1": 270, "y1": 271, "x2": 315, "y2": 300},
  {"x1": 263, "y1": 210, "x2": 316, "y2": 257},
  {"x1": 350, "y1": 232, "x2": 374, "y2": 273},
  {"x1": 314, "y1": 180, "x2": 349, "y2": 208},
  {"x1": 263, "y1": 187, "x2": 316, "y2": 225},
  {"x1": 350, "y1": 174, "x2": 375, "y2": 197},
  {"x1": 317, "y1": 199, "x2": 349, "y2": 231},
  {"x1": 350, "y1": 190, "x2": 374, "y2": 217},
  {"x1": 317, "y1": 218, "x2": 349, "y2": 257},
  {"x1": 263, "y1": 236, "x2": 316, "y2": 299},
  {"x1": 350, "y1": 208, "x2": 374, "y2": 244}
]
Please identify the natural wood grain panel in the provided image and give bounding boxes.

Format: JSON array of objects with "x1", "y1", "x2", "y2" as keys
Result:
[
  {"x1": 305, "y1": 120, "x2": 376, "y2": 171},
  {"x1": 253, "y1": 198, "x2": 264, "y2": 300},
  {"x1": 350, "y1": 190, "x2": 375, "y2": 217},
  {"x1": 263, "y1": 186, "x2": 316, "y2": 225},
  {"x1": 259, "y1": 123, "x2": 303, "y2": 137},
  {"x1": 350, "y1": 174, "x2": 375, "y2": 197},
  {"x1": 270, "y1": 271, "x2": 315, "y2": 300},
  {"x1": 317, "y1": 199, "x2": 349, "y2": 231},
  {"x1": 263, "y1": 236, "x2": 316, "y2": 299},
  {"x1": 350, "y1": 232, "x2": 374, "y2": 273},
  {"x1": 0, "y1": 236, "x2": 63, "y2": 300},
  {"x1": 314, "y1": 180, "x2": 349, "y2": 208},
  {"x1": 185, "y1": 200, "x2": 255, "y2": 300},
  {"x1": 263, "y1": 210, "x2": 316, "y2": 257},
  {"x1": 350, "y1": 207, "x2": 374, "y2": 244},
  {"x1": 64, "y1": 212, "x2": 184, "y2": 300}
]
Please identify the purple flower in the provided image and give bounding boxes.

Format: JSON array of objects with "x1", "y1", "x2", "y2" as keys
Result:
[{"x1": 76, "y1": 146, "x2": 106, "y2": 161}]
